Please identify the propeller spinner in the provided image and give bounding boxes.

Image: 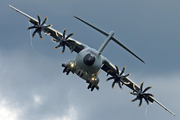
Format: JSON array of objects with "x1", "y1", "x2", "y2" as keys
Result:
[
  {"x1": 106, "y1": 66, "x2": 130, "y2": 89},
  {"x1": 27, "y1": 15, "x2": 52, "y2": 39},
  {"x1": 129, "y1": 82, "x2": 154, "y2": 107},
  {"x1": 52, "y1": 29, "x2": 74, "y2": 54}
]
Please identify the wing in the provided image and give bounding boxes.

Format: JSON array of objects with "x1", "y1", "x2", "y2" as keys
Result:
[
  {"x1": 101, "y1": 58, "x2": 175, "y2": 116},
  {"x1": 8, "y1": 5, "x2": 87, "y2": 53}
]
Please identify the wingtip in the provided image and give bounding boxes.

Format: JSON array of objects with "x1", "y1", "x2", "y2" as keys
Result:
[{"x1": 8, "y1": 4, "x2": 13, "y2": 8}]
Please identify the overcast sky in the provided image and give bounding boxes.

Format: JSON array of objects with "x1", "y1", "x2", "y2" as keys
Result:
[{"x1": 0, "y1": 0, "x2": 180, "y2": 120}]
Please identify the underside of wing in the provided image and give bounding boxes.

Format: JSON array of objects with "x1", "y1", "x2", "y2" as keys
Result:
[
  {"x1": 101, "y1": 58, "x2": 175, "y2": 116},
  {"x1": 43, "y1": 27, "x2": 88, "y2": 53},
  {"x1": 101, "y1": 59, "x2": 143, "y2": 94}
]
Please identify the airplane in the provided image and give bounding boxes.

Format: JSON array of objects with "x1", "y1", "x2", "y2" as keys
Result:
[{"x1": 8, "y1": 5, "x2": 175, "y2": 116}]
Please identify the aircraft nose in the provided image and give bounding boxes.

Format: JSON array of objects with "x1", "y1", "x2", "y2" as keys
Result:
[{"x1": 83, "y1": 54, "x2": 95, "y2": 66}]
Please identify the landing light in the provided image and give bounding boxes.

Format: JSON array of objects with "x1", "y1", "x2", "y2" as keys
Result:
[
  {"x1": 92, "y1": 77, "x2": 95, "y2": 81},
  {"x1": 70, "y1": 63, "x2": 75, "y2": 68}
]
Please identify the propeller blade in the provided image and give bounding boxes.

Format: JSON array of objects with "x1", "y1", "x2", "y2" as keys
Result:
[
  {"x1": 63, "y1": 29, "x2": 66, "y2": 39},
  {"x1": 129, "y1": 92, "x2": 137, "y2": 95},
  {"x1": 54, "y1": 45, "x2": 61, "y2": 49},
  {"x1": 143, "y1": 86, "x2": 152, "y2": 93},
  {"x1": 37, "y1": 15, "x2": 41, "y2": 25},
  {"x1": 140, "y1": 82, "x2": 144, "y2": 91},
  {"x1": 27, "y1": 26, "x2": 37, "y2": 30},
  {"x1": 51, "y1": 38, "x2": 57, "y2": 43},
  {"x1": 39, "y1": 32, "x2": 43, "y2": 40},
  {"x1": 106, "y1": 76, "x2": 115, "y2": 81},
  {"x1": 144, "y1": 93, "x2": 154, "y2": 97},
  {"x1": 144, "y1": 97, "x2": 149, "y2": 105},
  {"x1": 66, "y1": 33, "x2": 74, "y2": 39},
  {"x1": 123, "y1": 73, "x2": 131, "y2": 78},
  {"x1": 118, "y1": 82, "x2": 123, "y2": 89},
  {"x1": 115, "y1": 65, "x2": 119, "y2": 74},
  {"x1": 62, "y1": 45, "x2": 65, "y2": 54},
  {"x1": 131, "y1": 97, "x2": 138, "y2": 102},
  {"x1": 139, "y1": 99, "x2": 142, "y2": 107},
  {"x1": 112, "y1": 81, "x2": 116, "y2": 88},
  {"x1": 44, "y1": 24, "x2": 53, "y2": 28},
  {"x1": 32, "y1": 29, "x2": 38, "y2": 38},
  {"x1": 41, "y1": 16, "x2": 47, "y2": 26},
  {"x1": 120, "y1": 66, "x2": 125, "y2": 76}
]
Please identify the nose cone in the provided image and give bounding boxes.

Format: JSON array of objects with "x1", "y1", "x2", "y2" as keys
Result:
[{"x1": 83, "y1": 54, "x2": 95, "y2": 66}]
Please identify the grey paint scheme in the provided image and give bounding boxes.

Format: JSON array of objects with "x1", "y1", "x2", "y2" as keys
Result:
[{"x1": 8, "y1": 4, "x2": 175, "y2": 116}]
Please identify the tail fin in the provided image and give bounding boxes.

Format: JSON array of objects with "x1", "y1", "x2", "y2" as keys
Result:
[{"x1": 74, "y1": 16, "x2": 145, "y2": 63}]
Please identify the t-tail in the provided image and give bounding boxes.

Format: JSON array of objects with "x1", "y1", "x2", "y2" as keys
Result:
[{"x1": 74, "y1": 16, "x2": 145, "y2": 64}]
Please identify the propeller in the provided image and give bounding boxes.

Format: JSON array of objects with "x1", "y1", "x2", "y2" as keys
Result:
[
  {"x1": 27, "y1": 15, "x2": 52, "y2": 40},
  {"x1": 106, "y1": 66, "x2": 130, "y2": 89},
  {"x1": 129, "y1": 82, "x2": 154, "y2": 107},
  {"x1": 51, "y1": 29, "x2": 74, "y2": 54}
]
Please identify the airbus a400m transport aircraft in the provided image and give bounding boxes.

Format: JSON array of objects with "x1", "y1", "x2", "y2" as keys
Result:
[{"x1": 8, "y1": 5, "x2": 175, "y2": 116}]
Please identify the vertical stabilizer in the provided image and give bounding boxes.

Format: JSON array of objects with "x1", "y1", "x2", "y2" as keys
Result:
[{"x1": 98, "y1": 31, "x2": 114, "y2": 55}]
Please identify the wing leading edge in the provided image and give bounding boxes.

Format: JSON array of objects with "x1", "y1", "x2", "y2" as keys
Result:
[
  {"x1": 101, "y1": 59, "x2": 175, "y2": 116},
  {"x1": 8, "y1": 5, "x2": 87, "y2": 53}
]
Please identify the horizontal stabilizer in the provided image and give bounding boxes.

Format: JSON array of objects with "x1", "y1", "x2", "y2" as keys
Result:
[{"x1": 74, "y1": 16, "x2": 145, "y2": 63}]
